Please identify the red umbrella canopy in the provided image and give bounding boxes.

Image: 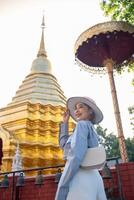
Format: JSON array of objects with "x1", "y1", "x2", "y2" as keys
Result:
[{"x1": 75, "y1": 21, "x2": 134, "y2": 72}]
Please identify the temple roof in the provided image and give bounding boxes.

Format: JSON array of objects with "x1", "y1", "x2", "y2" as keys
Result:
[{"x1": 8, "y1": 16, "x2": 66, "y2": 107}]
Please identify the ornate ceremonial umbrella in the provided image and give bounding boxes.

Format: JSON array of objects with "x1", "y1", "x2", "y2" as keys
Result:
[{"x1": 74, "y1": 21, "x2": 134, "y2": 162}]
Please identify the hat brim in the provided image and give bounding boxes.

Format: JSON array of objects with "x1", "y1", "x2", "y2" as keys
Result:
[{"x1": 67, "y1": 97, "x2": 103, "y2": 124}]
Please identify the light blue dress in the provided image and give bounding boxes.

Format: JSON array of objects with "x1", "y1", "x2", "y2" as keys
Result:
[{"x1": 55, "y1": 120, "x2": 107, "y2": 200}]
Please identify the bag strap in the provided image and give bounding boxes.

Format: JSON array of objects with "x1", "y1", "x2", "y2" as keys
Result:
[{"x1": 87, "y1": 124, "x2": 103, "y2": 148}]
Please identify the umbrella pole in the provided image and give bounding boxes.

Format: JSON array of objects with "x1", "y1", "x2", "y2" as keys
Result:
[{"x1": 104, "y1": 59, "x2": 128, "y2": 162}]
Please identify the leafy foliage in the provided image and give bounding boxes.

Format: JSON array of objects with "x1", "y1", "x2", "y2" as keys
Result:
[
  {"x1": 96, "y1": 124, "x2": 134, "y2": 161},
  {"x1": 96, "y1": 125, "x2": 120, "y2": 158},
  {"x1": 100, "y1": 0, "x2": 134, "y2": 25},
  {"x1": 126, "y1": 137, "x2": 134, "y2": 161},
  {"x1": 128, "y1": 106, "x2": 134, "y2": 133}
]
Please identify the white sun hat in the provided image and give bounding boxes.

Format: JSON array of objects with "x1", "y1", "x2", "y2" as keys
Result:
[{"x1": 67, "y1": 96, "x2": 103, "y2": 124}]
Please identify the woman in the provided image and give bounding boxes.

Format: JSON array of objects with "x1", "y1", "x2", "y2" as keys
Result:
[{"x1": 55, "y1": 96, "x2": 107, "y2": 200}]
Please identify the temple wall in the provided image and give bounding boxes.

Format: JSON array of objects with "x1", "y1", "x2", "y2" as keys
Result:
[{"x1": 0, "y1": 162, "x2": 134, "y2": 200}]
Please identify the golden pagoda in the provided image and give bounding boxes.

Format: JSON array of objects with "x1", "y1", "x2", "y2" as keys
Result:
[{"x1": 0, "y1": 16, "x2": 75, "y2": 175}]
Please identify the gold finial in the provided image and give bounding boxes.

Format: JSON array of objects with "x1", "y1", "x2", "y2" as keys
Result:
[
  {"x1": 41, "y1": 11, "x2": 45, "y2": 29},
  {"x1": 37, "y1": 13, "x2": 47, "y2": 57}
]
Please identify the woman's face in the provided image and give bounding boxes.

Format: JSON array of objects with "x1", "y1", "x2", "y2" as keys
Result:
[{"x1": 74, "y1": 102, "x2": 93, "y2": 121}]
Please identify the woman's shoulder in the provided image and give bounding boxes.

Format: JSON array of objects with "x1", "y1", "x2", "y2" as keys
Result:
[
  {"x1": 76, "y1": 120, "x2": 93, "y2": 130},
  {"x1": 77, "y1": 120, "x2": 92, "y2": 126}
]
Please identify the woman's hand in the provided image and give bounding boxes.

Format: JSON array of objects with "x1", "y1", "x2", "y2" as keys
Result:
[{"x1": 62, "y1": 109, "x2": 70, "y2": 123}]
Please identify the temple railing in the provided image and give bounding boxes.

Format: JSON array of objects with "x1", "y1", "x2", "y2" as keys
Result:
[{"x1": 0, "y1": 164, "x2": 64, "y2": 200}]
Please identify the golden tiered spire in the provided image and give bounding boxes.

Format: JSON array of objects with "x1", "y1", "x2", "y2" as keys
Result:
[
  {"x1": 6, "y1": 15, "x2": 66, "y2": 107},
  {"x1": 37, "y1": 15, "x2": 47, "y2": 57},
  {"x1": 0, "y1": 16, "x2": 75, "y2": 176}
]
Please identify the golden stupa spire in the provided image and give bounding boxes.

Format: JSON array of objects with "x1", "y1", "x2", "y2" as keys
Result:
[
  {"x1": 0, "y1": 14, "x2": 74, "y2": 175},
  {"x1": 37, "y1": 15, "x2": 47, "y2": 57}
]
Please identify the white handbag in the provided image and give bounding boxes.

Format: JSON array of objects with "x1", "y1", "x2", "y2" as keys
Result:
[{"x1": 80, "y1": 145, "x2": 106, "y2": 170}]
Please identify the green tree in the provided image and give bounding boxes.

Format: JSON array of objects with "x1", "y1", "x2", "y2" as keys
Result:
[
  {"x1": 96, "y1": 125, "x2": 134, "y2": 161},
  {"x1": 96, "y1": 125, "x2": 120, "y2": 158},
  {"x1": 126, "y1": 137, "x2": 134, "y2": 161},
  {"x1": 128, "y1": 106, "x2": 134, "y2": 133},
  {"x1": 100, "y1": 0, "x2": 134, "y2": 25}
]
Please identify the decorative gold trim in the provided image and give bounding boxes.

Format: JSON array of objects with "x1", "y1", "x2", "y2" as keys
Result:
[
  {"x1": 74, "y1": 21, "x2": 134, "y2": 54},
  {"x1": 74, "y1": 21, "x2": 134, "y2": 74}
]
